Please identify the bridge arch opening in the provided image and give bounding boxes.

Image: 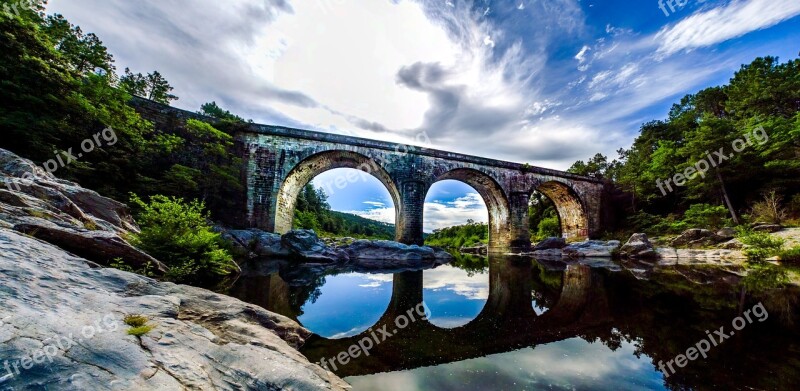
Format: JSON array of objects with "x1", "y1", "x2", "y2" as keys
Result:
[
  {"x1": 274, "y1": 151, "x2": 401, "y2": 235},
  {"x1": 424, "y1": 168, "x2": 510, "y2": 251},
  {"x1": 535, "y1": 181, "x2": 589, "y2": 240}
]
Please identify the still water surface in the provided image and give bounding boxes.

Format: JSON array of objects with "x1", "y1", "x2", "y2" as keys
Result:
[{"x1": 229, "y1": 256, "x2": 800, "y2": 391}]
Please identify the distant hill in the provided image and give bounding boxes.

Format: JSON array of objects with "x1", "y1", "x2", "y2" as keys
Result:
[{"x1": 329, "y1": 211, "x2": 395, "y2": 240}]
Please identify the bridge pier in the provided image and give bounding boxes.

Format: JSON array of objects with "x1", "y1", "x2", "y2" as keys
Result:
[{"x1": 395, "y1": 180, "x2": 427, "y2": 246}]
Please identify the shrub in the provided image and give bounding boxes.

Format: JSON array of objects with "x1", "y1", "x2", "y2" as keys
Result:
[
  {"x1": 535, "y1": 216, "x2": 561, "y2": 241},
  {"x1": 682, "y1": 204, "x2": 732, "y2": 230},
  {"x1": 779, "y1": 247, "x2": 800, "y2": 264},
  {"x1": 751, "y1": 191, "x2": 788, "y2": 224},
  {"x1": 129, "y1": 194, "x2": 238, "y2": 285},
  {"x1": 737, "y1": 228, "x2": 785, "y2": 263}
]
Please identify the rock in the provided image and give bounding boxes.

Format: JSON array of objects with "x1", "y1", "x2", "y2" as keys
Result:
[
  {"x1": 223, "y1": 229, "x2": 291, "y2": 259},
  {"x1": 0, "y1": 228, "x2": 347, "y2": 390},
  {"x1": 716, "y1": 227, "x2": 736, "y2": 241},
  {"x1": 460, "y1": 244, "x2": 488, "y2": 255},
  {"x1": 282, "y1": 230, "x2": 348, "y2": 263},
  {"x1": 563, "y1": 240, "x2": 621, "y2": 258},
  {"x1": 719, "y1": 239, "x2": 744, "y2": 250},
  {"x1": 621, "y1": 233, "x2": 658, "y2": 259},
  {"x1": 656, "y1": 247, "x2": 745, "y2": 262},
  {"x1": 528, "y1": 248, "x2": 564, "y2": 258},
  {"x1": 13, "y1": 222, "x2": 169, "y2": 274},
  {"x1": 533, "y1": 237, "x2": 568, "y2": 251},
  {"x1": 339, "y1": 240, "x2": 453, "y2": 268},
  {"x1": 753, "y1": 224, "x2": 782, "y2": 233},
  {"x1": 671, "y1": 229, "x2": 715, "y2": 247},
  {"x1": 0, "y1": 148, "x2": 138, "y2": 234}
]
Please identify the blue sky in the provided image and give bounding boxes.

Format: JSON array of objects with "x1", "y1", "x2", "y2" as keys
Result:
[{"x1": 48, "y1": 0, "x2": 800, "y2": 227}]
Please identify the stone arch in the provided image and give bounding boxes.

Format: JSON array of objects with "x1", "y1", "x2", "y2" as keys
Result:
[
  {"x1": 274, "y1": 151, "x2": 401, "y2": 234},
  {"x1": 536, "y1": 181, "x2": 589, "y2": 240},
  {"x1": 431, "y1": 168, "x2": 511, "y2": 250}
]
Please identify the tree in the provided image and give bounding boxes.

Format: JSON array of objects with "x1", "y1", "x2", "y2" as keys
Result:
[{"x1": 119, "y1": 68, "x2": 178, "y2": 104}]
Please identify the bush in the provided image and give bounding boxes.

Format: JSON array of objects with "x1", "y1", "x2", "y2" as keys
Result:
[
  {"x1": 737, "y1": 228, "x2": 785, "y2": 263},
  {"x1": 534, "y1": 216, "x2": 561, "y2": 242},
  {"x1": 682, "y1": 204, "x2": 732, "y2": 230},
  {"x1": 779, "y1": 247, "x2": 800, "y2": 264},
  {"x1": 129, "y1": 194, "x2": 238, "y2": 285},
  {"x1": 751, "y1": 191, "x2": 789, "y2": 224}
]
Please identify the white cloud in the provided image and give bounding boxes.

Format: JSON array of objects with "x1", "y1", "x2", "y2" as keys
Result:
[
  {"x1": 656, "y1": 0, "x2": 800, "y2": 55},
  {"x1": 348, "y1": 192, "x2": 488, "y2": 232},
  {"x1": 424, "y1": 265, "x2": 490, "y2": 301}
]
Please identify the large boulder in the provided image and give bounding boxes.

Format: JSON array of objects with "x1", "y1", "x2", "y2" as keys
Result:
[
  {"x1": 621, "y1": 233, "x2": 658, "y2": 259},
  {"x1": 223, "y1": 229, "x2": 291, "y2": 259},
  {"x1": 753, "y1": 224, "x2": 782, "y2": 233},
  {"x1": 533, "y1": 237, "x2": 568, "y2": 251},
  {"x1": 281, "y1": 230, "x2": 348, "y2": 263},
  {"x1": 0, "y1": 228, "x2": 347, "y2": 390},
  {"x1": 340, "y1": 240, "x2": 453, "y2": 268},
  {"x1": 13, "y1": 222, "x2": 168, "y2": 274},
  {"x1": 670, "y1": 229, "x2": 728, "y2": 248},
  {"x1": 563, "y1": 240, "x2": 621, "y2": 258},
  {"x1": 460, "y1": 243, "x2": 488, "y2": 255}
]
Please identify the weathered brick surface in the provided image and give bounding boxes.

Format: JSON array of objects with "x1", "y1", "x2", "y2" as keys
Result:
[{"x1": 131, "y1": 97, "x2": 606, "y2": 253}]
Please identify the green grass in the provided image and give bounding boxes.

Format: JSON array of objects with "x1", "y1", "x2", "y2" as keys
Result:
[
  {"x1": 124, "y1": 314, "x2": 149, "y2": 327},
  {"x1": 127, "y1": 325, "x2": 153, "y2": 337}
]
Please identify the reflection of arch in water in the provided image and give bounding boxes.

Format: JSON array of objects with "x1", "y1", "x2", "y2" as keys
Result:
[{"x1": 301, "y1": 258, "x2": 613, "y2": 377}]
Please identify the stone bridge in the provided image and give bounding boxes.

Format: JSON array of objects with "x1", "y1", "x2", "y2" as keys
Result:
[
  {"x1": 239, "y1": 126, "x2": 605, "y2": 252},
  {"x1": 130, "y1": 97, "x2": 606, "y2": 253}
]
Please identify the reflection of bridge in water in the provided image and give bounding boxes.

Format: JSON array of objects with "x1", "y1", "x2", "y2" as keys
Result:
[
  {"x1": 297, "y1": 258, "x2": 614, "y2": 378},
  {"x1": 230, "y1": 258, "x2": 800, "y2": 390}
]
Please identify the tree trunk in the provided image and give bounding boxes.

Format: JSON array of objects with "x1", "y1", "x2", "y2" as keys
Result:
[{"x1": 716, "y1": 169, "x2": 740, "y2": 225}]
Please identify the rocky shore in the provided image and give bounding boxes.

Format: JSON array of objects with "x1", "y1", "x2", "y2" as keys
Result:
[{"x1": 0, "y1": 149, "x2": 347, "y2": 390}]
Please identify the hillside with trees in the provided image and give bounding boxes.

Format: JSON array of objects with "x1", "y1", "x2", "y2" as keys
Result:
[
  {"x1": 568, "y1": 56, "x2": 800, "y2": 236},
  {"x1": 292, "y1": 184, "x2": 395, "y2": 239}
]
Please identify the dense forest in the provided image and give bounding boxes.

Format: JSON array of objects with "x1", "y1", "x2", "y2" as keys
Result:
[{"x1": 567, "y1": 56, "x2": 800, "y2": 235}]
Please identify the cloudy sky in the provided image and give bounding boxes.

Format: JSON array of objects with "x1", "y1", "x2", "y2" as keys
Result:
[{"x1": 48, "y1": 0, "x2": 800, "y2": 227}]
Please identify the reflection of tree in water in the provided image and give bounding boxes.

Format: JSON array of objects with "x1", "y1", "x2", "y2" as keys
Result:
[
  {"x1": 530, "y1": 261, "x2": 563, "y2": 311},
  {"x1": 449, "y1": 252, "x2": 489, "y2": 276},
  {"x1": 589, "y1": 267, "x2": 800, "y2": 391}
]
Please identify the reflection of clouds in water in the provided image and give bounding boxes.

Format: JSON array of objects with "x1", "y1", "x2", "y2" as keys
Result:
[
  {"x1": 423, "y1": 265, "x2": 489, "y2": 300},
  {"x1": 357, "y1": 274, "x2": 393, "y2": 288},
  {"x1": 346, "y1": 338, "x2": 664, "y2": 391}
]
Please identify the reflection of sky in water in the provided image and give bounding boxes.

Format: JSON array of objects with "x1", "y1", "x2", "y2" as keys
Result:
[
  {"x1": 346, "y1": 337, "x2": 667, "y2": 391},
  {"x1": 299, "y1": 266, "x2": 549, "y2": 335},
  {"x1": 423, "y1": 265, "x2": 489, "y2": 328},
  {"x1": 297, "y1": 273, "x2": 393, "y2": 338}
]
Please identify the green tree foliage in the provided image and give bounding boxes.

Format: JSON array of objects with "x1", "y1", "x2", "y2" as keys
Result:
[
  {"x1": 529, "y1": 191, "x2": 561, "y2": 241},
  {"x1": 425, "y1": 220, "x2": 488, "y2": 248},
  {"x1": 119, "y1": 68, "x2": 178, "y2": 104},
  {"x1": 129, "y1": 194, "x2": 238, "y2": 285},
  {"x1": 570, "y1": 56, "x2": 800, "y2": 234}
]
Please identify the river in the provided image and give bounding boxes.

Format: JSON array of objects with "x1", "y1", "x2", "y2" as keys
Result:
[{"x1": 228, "y1": 255, "x2": 800, "y2": 390}]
